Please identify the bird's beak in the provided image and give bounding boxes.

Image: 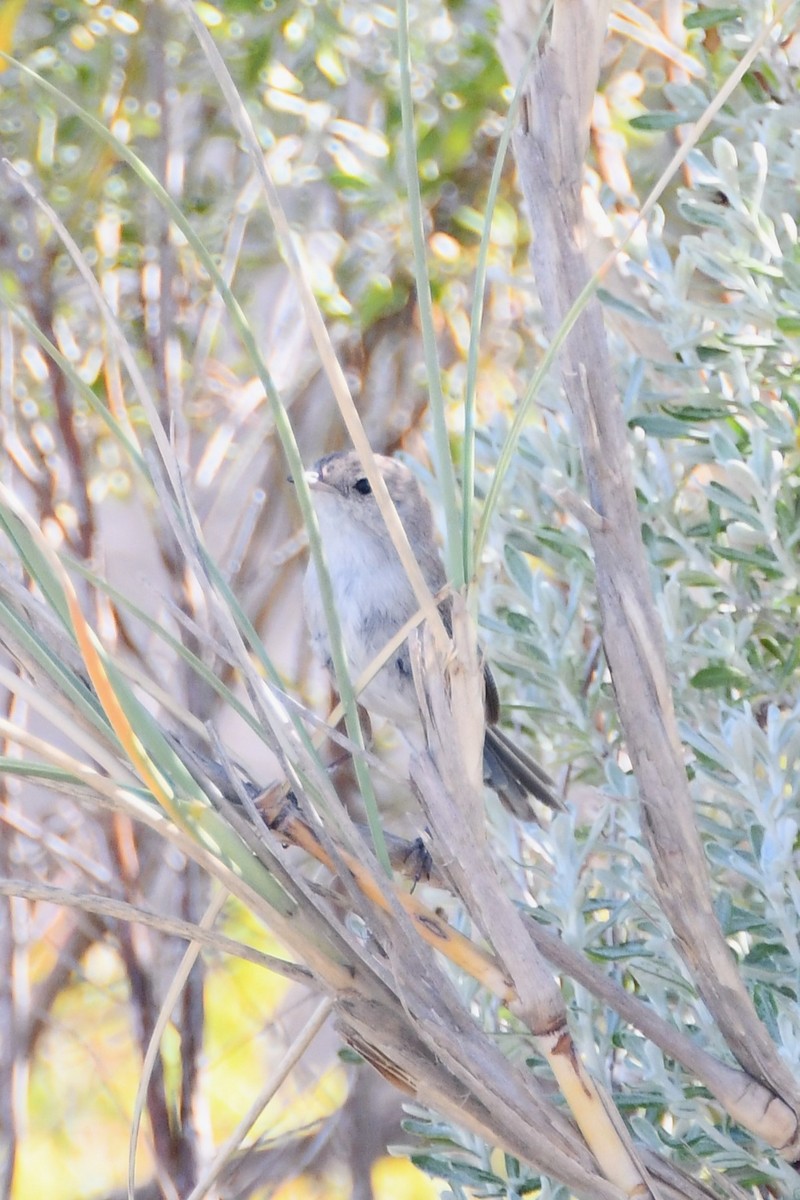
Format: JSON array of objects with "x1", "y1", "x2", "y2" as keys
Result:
[
  {"x1": 287, "y1": 469, "x2": 324, "y2": 488},
  {"x1": 303, "y1": 468, "x2": 328, "y2": 491},
  {"x1": 287, "y1": 467, "x2": 330, "y2": 491}
]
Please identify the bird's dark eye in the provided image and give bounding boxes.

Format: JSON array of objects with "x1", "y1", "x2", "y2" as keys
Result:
[{"x1": 353, "y1": 477, "x2": 372, "y2": 495}]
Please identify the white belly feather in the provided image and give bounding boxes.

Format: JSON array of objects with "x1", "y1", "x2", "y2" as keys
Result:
[{"x1": 303, "y1": 538, "x2": 422, "y2": 728}]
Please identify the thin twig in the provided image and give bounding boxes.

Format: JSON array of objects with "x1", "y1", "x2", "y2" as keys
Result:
[{"x1": 184, "y1": 996, "x2": 334, "y2": 1200}]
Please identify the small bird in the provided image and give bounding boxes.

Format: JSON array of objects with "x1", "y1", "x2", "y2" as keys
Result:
[{"x1": 301, "y1": 450, "x2": 561, "y2": 820}]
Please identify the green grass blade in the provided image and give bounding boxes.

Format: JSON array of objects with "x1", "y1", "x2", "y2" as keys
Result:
[
  {"x1": 3, "y1": 49, "x2": 389, "y2": 874},
  {"x1": 462, "y1": 4, "x2": 553, "y2": 580},
  {"x1": 0, "y1": 502, "x2": 73, "y2": 630},
  {"x1": 0, "y1": 593, "x2": 109, "y2": 735},
  {"x1": 396, "y1": 0, "x2": 462, "y2": 585},
  {"x1": 67, "y1": 559, "x2": 269, "y2": 743}
]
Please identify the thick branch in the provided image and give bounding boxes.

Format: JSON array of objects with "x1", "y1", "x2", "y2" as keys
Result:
[{"x1": 510, "y1": 2, "x2": 800, "y2": 1151}]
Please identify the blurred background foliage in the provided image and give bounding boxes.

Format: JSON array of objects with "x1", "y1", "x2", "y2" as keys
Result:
[{"x1": 2, "y1": 0, "x2": 800, "y2": 1197}]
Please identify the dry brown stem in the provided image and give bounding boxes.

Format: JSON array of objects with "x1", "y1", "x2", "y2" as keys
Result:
[{"x1": 509, "y1": 0, "x2": 799, "y2": 1157}]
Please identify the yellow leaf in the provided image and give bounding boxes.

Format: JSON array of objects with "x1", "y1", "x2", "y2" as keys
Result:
[{"x1": 0, "y1": 0, "x2": 27, "y2": 71}]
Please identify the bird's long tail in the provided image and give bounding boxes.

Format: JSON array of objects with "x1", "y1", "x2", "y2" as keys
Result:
[{"x1": 482, "y1": 725, "x2": 563, "y2": 821}]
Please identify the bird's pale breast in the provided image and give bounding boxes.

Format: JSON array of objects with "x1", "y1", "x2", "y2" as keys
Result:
[{"x1": 303, "y1": 534, "x2": 422, "y2": 727}]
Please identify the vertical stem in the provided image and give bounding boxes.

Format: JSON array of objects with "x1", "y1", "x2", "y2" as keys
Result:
[
  {"x1": 396, "y1": 0, "x2": 463, "y2": 586},
  {"x1": 462, "y1": 1, "x2": 553, "y2": 580}
]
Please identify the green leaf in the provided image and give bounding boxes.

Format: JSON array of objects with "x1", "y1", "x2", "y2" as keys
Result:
[
  {"x1": 327, "y1": 170, "x2": 372, "y2": 192},
  {"x1": 684, "y1": 7, "x2": 741, "y2": 28},
  {"x1": 410, "y1": 1155, "x2": 503, "y2": 1187},
  {"x1": 337, "y1": 1047, "x2": 365, "y2": 1065},
  {"x1": 678, "y1": 570, "x2": 723, "y2": 588},
  {"x1": 710, "y1": 545, "x2": 779, "y2": 573},
  {"x1": 629, "y1": 111, "x2": 696, "y2": 132},
  {"x1": 690, "y1": 664, "x2": 751, "y2": 690},
  {"x1": 725, "y1": 333, "x2": 777, "y2": 347},
  {"x1": 630, "y1": 415, "x2": 708, "y2": 440},
  {"x1": 746, "y1": 941, "x2": 790, "y2": 965},
  {"x1": 666, "y1": 405, "x2": 732, "y2": 421},
  {"x1": 753, "y1": 982, "x2": 780, "y2": 1040},
  {"x1": 504, "y1": 544, "x2": 533, "y2": 597},
  {"x1": 401, "y1": 1119, "x2": 464, "y2": 1145},
  {"x1": 358, "y1": 276, "x2": 409, "y2": 327},
  {"x1": 596, "y1": 287, "x2": 656, "y2": 324},
  {"x1": 677, "y1": 198, "x2": 732, "y2": 229},
  {"x1": 534, "y1": 528, "x2": 593, "y2": 566},
  {"x1": 696, "y1": 344, "x2": 729, "y2": 361},
  {"x1": 587, "y1": 941, "x2": 654, "y2": 961}
]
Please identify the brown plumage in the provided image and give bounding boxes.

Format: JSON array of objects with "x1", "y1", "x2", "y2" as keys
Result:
[{"x1": 302, "y1": 451, "x2": 562, "y2": 820}]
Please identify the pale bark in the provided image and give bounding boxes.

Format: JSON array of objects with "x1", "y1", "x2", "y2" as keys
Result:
[{"x1": 508, "y1": 0, "x2": 800, "y2": 1157}]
